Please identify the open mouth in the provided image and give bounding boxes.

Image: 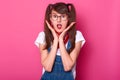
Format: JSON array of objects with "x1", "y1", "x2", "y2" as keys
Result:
[{"x1": 57, "y1": 24, "x2": 62, "y2": 29}]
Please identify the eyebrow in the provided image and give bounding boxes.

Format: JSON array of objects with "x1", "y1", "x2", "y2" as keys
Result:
[
  {"x1": 51, "y1": 13, "x2": 57, "y2": 15},
  {"x1": 51, "y1": 13, "x2": 67, "y2": 15}
]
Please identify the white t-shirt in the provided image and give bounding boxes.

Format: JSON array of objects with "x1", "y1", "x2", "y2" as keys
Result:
[{"x1": 34, "y1": 30, "x2": 86, "y2": 79}]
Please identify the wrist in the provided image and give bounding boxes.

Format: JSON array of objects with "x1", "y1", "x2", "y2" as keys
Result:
[
  {"x1": 59, "y1": 38, "x2": 64, "y2": 43},
  {"x1": 53, "y1": 39, "x2": 59, "y2": 44}
]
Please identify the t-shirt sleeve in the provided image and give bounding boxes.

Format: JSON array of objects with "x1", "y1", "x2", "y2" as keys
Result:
[
  {"x1": 75, "y1": 30, "x2": 86, "y2": 47},
  {"x1": 34, "y1": 31, "x2": 46, "y2": 48}
]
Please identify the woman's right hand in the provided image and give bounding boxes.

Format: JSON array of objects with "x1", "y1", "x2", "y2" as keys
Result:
[{"x1": 45, "y1": 20, "x2": 59, "y2": 42}]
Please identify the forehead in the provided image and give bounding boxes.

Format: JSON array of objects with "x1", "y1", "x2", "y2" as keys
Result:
[{"x1": 51, "y1": 10, "x2": 66, "y2": 15}]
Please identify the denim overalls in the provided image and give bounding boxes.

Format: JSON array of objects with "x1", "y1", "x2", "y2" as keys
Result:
[{"x1": 40, "y1": 40, "x2": 74, "y2": 80}]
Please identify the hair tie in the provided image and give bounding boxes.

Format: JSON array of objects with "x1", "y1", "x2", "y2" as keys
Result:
[
  {"x1": 67, "y1": 4, "x2": 71, "y2": 12},
  {"x1": 49, "y1": 4, "x2": 53, "y2": 10}
]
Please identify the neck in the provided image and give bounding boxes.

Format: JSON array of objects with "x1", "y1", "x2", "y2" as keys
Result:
[
  {"x1": 56, "y1": 31, "x2": 61, "y2": 36},
  {"x1": 53, "y1": 29, "x2": 61, "y2": 36}
]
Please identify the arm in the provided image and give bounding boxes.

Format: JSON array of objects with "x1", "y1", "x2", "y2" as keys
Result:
[
  {"x1": 39, "y1": 39, "x2": 58, "y2": 72},
  {"x1": 59, "y1": 39, "x2": 82, "y2": 71},
  {"x1": 39, "y1": 20, "x2": 59, "y2": 72}
]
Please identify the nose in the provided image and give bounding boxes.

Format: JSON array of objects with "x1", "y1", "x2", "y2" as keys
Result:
[{"x1": 57, "y1": 16, "x2": 61, "y2": 22}]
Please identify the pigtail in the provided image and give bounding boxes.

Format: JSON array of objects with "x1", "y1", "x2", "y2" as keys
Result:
[
  {"x1": 67, "y1": 3, "x2": 76, "y2": 53},
  {"x1": 45, "y1": 4, "x2": 53, "y2": 21},
  {"x1": 44, "y1": 4, "x2": 54, "y2": 49},
  {"x1": 67, "y1": 4, "x2": 76, "y2": 22}
]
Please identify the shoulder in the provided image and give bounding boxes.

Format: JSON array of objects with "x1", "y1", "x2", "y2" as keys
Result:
[
  {"x1": 38, "y1": 31, "x2": 45, "y2": 36},
  {"x1": 34, "y1": 31, "x2": 46, "y2": 48},
  {"x1": 37, "y1": 31, "x2": 45, "y2": 42},
  {"x1": 76, "y1": 30, "x2": 82, "y2": 36},
  {"x1": 75, "y1": 30, "x2": 86, "y2": 47},
  {"x1": 75, "y1": 30, "x2": 84, "y2": 40}
]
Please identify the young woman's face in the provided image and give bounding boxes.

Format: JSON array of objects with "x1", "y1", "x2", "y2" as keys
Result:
[{"x1": 50, "y1": 10, "x2": 68, "y2": 33}]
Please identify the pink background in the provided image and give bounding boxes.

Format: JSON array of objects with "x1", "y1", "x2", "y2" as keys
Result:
[{"x1": 0, "y1": 0, "x2": 120, "y2": 80}]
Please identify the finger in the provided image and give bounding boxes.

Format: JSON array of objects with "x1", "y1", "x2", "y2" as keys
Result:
[
  {"x1": 46, "y1": 20, "x2": 50, "y2": 26},
  {"x1": 68, "y1": 22, "x2": 76, "y2": 28},
  {"x1": 65, "y1": 22, "x2": 76, "y2": 31},
  {"x1": 45, "y1": 20, "x2": 53, "y2": 30}
]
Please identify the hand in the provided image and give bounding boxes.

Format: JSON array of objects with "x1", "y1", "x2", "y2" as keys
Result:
[
  {"x1": 45, "y1": 20, "x2": 58, "y2": 42},
  {"x1": 59, "y1": 22, "x2": 76, "y2": 41}
]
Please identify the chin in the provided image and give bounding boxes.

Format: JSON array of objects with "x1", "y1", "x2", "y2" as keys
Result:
[
  {"x1": 54, "y1": 27, "x2": 66, "y2": 33},
  {"x1": 59, "y1": 28, "x2": 65, "y2": 31},
  {"x1": 56, "y1": 30, "x2": 62, "y2": 33}
]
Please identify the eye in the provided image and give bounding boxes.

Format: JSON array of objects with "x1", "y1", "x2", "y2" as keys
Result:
[
  {"x1": 61, "y1": 15, "x2": 67, "y2": 18},
  {"x1": 61, "y1": 15, "x2": 65, "y2": 18},
  {"x1": 52, "y1": 15, "x2": 57, "y2": 18}
]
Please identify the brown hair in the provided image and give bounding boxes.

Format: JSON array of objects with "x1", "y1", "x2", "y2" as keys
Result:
[{"x1": 44, "y1": 2, "x2": 76, "y2": 53}]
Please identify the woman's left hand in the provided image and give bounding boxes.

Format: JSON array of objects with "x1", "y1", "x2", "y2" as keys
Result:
[{"x1": 59, "y1": 22, "x2": 76, "y2": 41}]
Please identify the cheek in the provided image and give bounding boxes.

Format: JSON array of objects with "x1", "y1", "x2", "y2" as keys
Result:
[
  {"x1": 50, "y1": 20, "x2": 56, "y2": 26},
  {"x1": 63, "y1": 21, "x2": 68, "y2": 27},
  {"x1": 50, "y1": 18, "x2": 53, "y2": 25}
]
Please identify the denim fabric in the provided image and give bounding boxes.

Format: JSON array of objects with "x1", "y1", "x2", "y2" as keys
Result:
[{"x1": 40, "y1": 40, "x2": 74, "y2": 80}]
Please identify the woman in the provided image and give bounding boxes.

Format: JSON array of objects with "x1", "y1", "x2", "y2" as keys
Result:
[{"x1": 35, "y1": 2, "x2": 85, "y2": 80}]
